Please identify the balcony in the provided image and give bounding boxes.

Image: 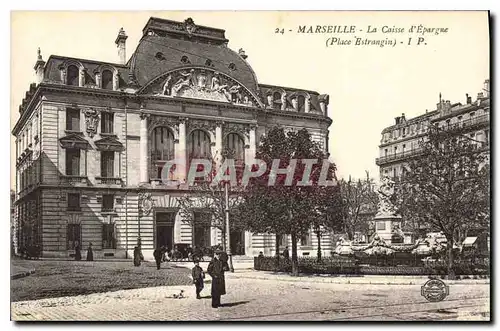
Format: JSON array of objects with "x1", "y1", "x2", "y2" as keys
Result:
[
  {"x1": 60, "y1": 175, "x2": 88, "y2": 185},
  {"x1": 96, "y1": 177, "x2": 123, "y2": 185},
  {"x1": 376, "y1": 148, "x2": 425, "y2": 166},
  {"x1": 437, "y1": 114, "x2": 489, "y2": 131}
]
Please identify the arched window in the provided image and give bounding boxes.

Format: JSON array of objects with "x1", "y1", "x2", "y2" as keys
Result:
[
  {"x1": 102, "y1": 70, "x2": 113, "y2": 90},
  {"x1": 298, "y1": 95, "x2": 305, "y2": 112},
  {"x1": 225, "y1": 133, "x2": 245, "y2": 164},
  {"x1": 273, "y1": 92, "x2": 281, "y2": 110},
  {"x1": 67, "y1": 65, "x2": 79, "y2": 86},
  {"x1": 189, "y1": 130, "x2": 211, "y2": 160},
  {"x1": 150, "y1": 127, "x2": 175, "y2": 180}
]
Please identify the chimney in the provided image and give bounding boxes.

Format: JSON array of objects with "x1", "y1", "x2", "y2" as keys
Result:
[
  {"x1": 483, "y1": 79, "x2": 490, "y2": 97},
  {"x1": 401, "y1": 113, "x2": 406, "y2": 121},
  {"x1": 115, "y1": 28, "x2": 128, "y2": 65},
  {"x1": 395, "y1": 116, "x2": 400, "y2": 125},
  {"x1": 436, "y1": 92, "x2": 443, "y2": 110},
  {"x1": 33, "y1": 47, "x2": 46, "y2": 84},
  {"x1": 466, "y1": 93, "x2": 472, "y2": 104}
]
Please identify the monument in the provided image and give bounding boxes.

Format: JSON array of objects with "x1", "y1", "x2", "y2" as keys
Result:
[{"x1": 373, "y1": 176, "x2": 404, "y2": 244}]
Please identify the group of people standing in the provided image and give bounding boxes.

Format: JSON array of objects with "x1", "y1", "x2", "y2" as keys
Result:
[
  {"x1": 73, "y1": 242, "x2": 93, "y2": 261},
  {"x1": 192, "y1": 249, "x2": 230, "y2": 308}
]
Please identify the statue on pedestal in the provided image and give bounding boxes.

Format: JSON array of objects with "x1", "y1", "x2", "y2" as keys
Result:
[{"x1": 376, "y1": 176, "x2": 398, "y2": 217}]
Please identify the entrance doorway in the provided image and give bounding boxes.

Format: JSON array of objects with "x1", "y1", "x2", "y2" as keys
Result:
[
  {"x1": 230, "y1": 230, "x2": 245, "y2": 255},
  {"x1": 155, "y1": 212, "x2": 175, "y2": 250}
]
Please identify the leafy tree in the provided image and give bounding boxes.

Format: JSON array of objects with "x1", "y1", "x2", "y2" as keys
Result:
[
  {"x1": 338, "y1": 171, "x2": 379, "y2": 241},
  {"x1": 393, "y1": 126, "x2": 490, "y2": 279},
  {"x1": 177, "y1": 151, "x2": 244, "y2": 250},
  {"x1": 238, "y1": 127, "x2": 341, "y2": 275}
]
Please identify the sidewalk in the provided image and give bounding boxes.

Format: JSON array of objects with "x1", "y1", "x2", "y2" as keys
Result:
[{"x1": 225, "y1": 270, "x2": 490, "y2": 285}]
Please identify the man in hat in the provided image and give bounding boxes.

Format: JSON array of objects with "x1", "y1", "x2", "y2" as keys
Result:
[{"x1": 207, "y1": 249, "x2": 229, "y2": 308}]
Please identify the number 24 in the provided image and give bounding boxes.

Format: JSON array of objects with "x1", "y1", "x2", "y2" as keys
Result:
[{"x1": 275, "y1": 28, "x2": 284, "y2": 34}]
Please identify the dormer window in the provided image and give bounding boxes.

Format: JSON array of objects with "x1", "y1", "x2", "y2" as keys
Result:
[
  {"x1": 205, "y1": 59, "x2": 213, "y2": 67},
  {"x1": 181, "y1": 56, "x2": 190, "y2": 64},
  {"x1": 67, "y1": 65, "x2": 79, "y2": 86},
  {"x1": 101, "y1": 70, "x2": 113, "y2": 90},
  {"x1": 228, "y1": 63, "x2": 236, "y2": 71}
]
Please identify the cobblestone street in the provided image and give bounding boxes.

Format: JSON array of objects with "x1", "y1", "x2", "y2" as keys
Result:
[
  {"x1": 11, "y1": 260, "x2": 192, "y2": 302},
  {"x1": 11, "y1": 273, "x2": 490, "y2": 321}
]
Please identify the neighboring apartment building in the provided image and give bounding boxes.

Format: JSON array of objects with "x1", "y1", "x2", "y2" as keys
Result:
[
  {"x1": 375, "y1": 79, "x2": 490, "y2": 239},
  {"x1": 12, "y1": 17, "x2": 332, "y2": 259},
  {"x1": 376, "y1": 79, "x2": 490, "y2": 179}
]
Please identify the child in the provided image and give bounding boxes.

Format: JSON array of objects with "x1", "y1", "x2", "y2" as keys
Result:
[{"x1": 191, "y1": 260, "x2": 205, "y2": 299}]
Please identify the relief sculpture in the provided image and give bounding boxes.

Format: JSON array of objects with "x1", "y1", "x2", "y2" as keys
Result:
[{"x1": 149, "y1": 68, "x2": 257, "y2": 107}]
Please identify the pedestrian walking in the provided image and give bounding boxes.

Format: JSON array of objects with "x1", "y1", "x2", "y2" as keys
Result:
[
  {"x1": 86, "y1": 242, "x2": 94, "y2": 261},
  {"x1": 133, "y1": 246, "x2": 141, "y2": 266},
  {"x1": 153, "y1": 246, "x2": 166, "y2": 270},
  {"x1": 191, "y1": 259, "x2": 205, "y2": 299},
  {"x1": 74, "y1": 241, "x2": 82, "y2": 261},
  {"x1": 282, "y1": 246, "x2": 290, "y2": 260},
  {"x1": 207, "y1": 249, "x2": 229, "y2": 308}
]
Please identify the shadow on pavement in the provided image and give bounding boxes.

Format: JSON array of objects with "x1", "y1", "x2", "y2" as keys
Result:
[{"x1": 219, "y1": 300, "x2": 251, "y2": 307}]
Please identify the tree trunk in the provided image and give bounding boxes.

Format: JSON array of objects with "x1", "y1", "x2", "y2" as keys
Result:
[
  {"x1": 316, "y1": 231, "x2": 322, "y2": 262},
  {"x1": 291, "y1": 232, "x2": 299, "y2": 277},
  {"x1": 447, "y1": 240, "x2": 456, "y2": 280},
  {"x1": 275, "y1": 233, "x2": 280, "y2": 270}
]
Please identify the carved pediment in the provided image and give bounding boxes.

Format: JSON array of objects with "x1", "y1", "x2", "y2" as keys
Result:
[
  {"x1": 139, "y1": 67, "x2": 264, "y2": 108},
  {"x1": 95, "y1": 136, "x2": 124, "y2": 152},
  {"x1": 59, "y1": 133, "x2": 90, "y2": 150}
]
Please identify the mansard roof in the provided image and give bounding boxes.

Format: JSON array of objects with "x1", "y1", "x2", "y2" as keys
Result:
[
  {"x1": 43, "y1": 55, "x2": 130, "y2": 86},
  {"x1": 130, "y1": 17, "x2": 259, "y2": 94}
]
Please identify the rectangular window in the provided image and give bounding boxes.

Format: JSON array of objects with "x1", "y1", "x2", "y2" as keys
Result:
[
  {"x1": 384, "y1": 149, "x2": 388, "y2": 157},
  {"x1": 66, "y1": 108, "x2": 80, "y2": 131},
  {"x1": 376, "y1": 222, "x2": 386, "y2": 231},
  {"x1": 102, "y1": 223, "x2": 116, "y2": 249},
  {"x1": 193, "y1": 212, "x2": 211, "y2": 248},
  {"x1": 101, "y1": 112, "x2": 114, "y2": 134},
  {"x1": 67, "y1": 193, "x2": 81, "y2": 211},
  {"x1": 485, "y1": 130, "x2": 489, "y2": 145},
  {"x1": 65, "y1": 149, "x2": 81, "y2": 176},
  {"x1": 300, "y1": 231, "x2": 312, "y2": 247},
  {"x1": 102, "y1": 194, "x2": 114, "y2": 212},
  {"x1": 101, "y1": 151, "x2": 114, "y2": 177},
  {"x1": 67, "y1": 224, "x2": 81, "y2": 249}
]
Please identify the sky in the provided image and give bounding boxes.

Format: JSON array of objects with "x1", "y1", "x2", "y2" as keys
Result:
[{"x1": 10, "y1": 11, "x2": 490, "y2": 188}]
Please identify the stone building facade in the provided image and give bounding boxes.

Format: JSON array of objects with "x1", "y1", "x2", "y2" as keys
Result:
[
  {"x1": 375, "y1": 80, "x2": 490, "y2": 238},
  {"x1": 12, "y1": 17, "x2": 332, "y2": 259}
]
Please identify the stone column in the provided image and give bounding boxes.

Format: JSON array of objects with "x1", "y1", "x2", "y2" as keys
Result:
[
  {"x1": 139, "y1": 113, "x2": 149, "y2": 184},
  {"x1": 95, "y1": 72, "x2": 101, "y2": 88},
  {"x1": 291, "y1": 97, "x2": 298, "y2": 111},
  {"x1": 246, "y1": 125, "x2": 257, "y2": 164},
  {"x1": 79, "y1": 69, "x2": 85, "y2": 87},
  {"x1": 215, "y1": 122, "x2": 223, "y2": 169},
  {"x1": 175, "y1": 118, "x2": 187, "y2": 182}
]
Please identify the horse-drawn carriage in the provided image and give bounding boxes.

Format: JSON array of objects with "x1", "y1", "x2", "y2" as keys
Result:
[{"x1": 167, "y1": 244, "x2": 223, "y2": 262}]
